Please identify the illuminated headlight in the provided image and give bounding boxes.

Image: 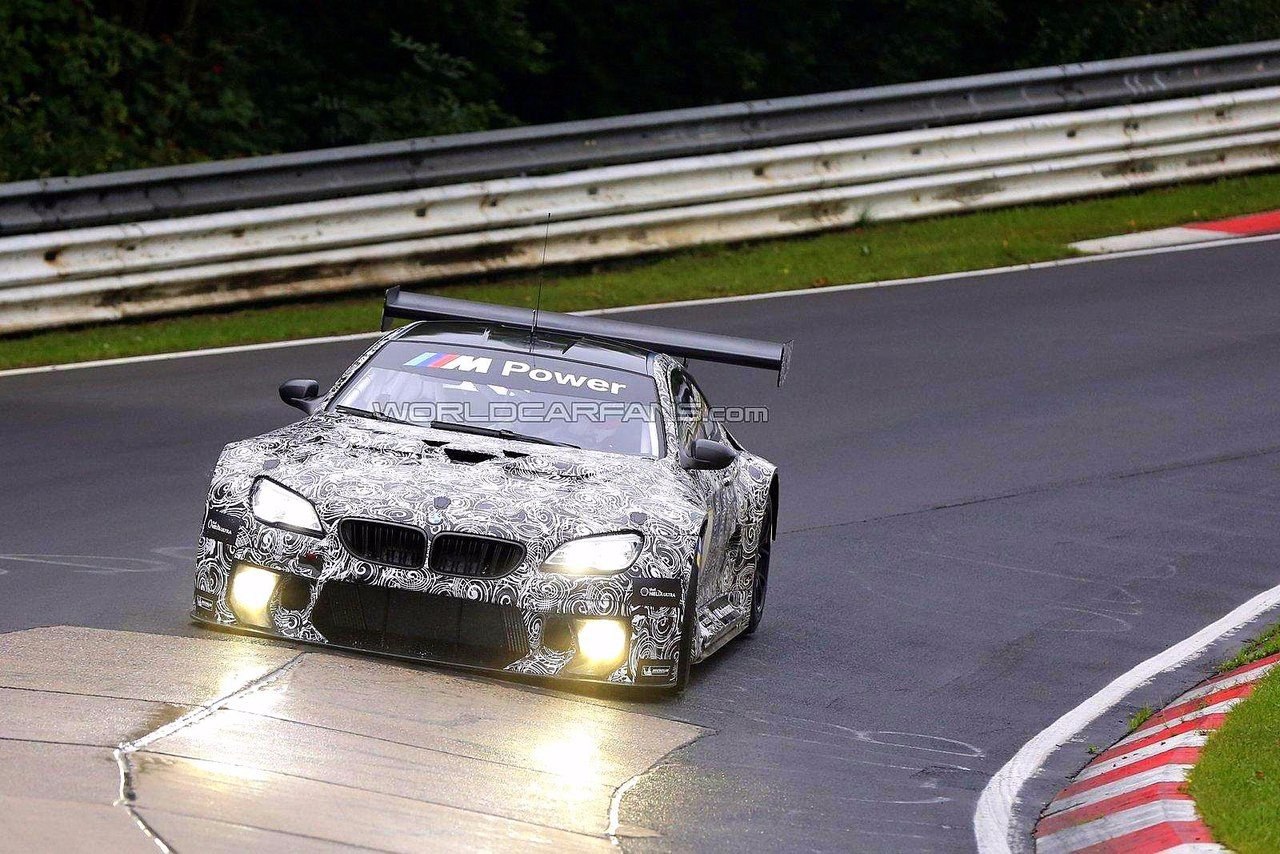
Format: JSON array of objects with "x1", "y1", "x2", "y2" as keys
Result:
[
  {"x1": 541, "y1": 533, "x2": 642, "y2": 575},
  {"x1": 251, "y1": 478, "x2": 323, "y2": 536},
  {"x1": 576, "y1": 619, "x2": 628, "y2": 664},
  {"x1": 230, "y1": 563, "x2": 278, "y2": 627}
]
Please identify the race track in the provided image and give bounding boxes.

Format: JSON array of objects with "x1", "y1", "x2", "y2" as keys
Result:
[{"x1": 5, "y1": 238, "x2": 1280, "y2": 851}]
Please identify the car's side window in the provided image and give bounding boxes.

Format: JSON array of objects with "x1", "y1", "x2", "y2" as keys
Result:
[
  {"x1": 669, "y1": 368, "x2": 704, "y2": 450},
  {"x1": 671, "y1": 367, "x2": 728, "y2": 449},
  {"x1": 690, "y1": 371, "x2": 728, "y2": 445},
  {"x1": 698, "y1": 410, "x2": 725, "y2": 444}
]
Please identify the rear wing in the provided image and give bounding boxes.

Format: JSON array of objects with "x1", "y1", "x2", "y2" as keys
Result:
[{"x1": 382, "y1": 288, "x2": 792, "y2": 387}]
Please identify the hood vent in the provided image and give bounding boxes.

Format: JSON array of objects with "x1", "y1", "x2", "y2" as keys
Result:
[{"x1": 444, "y1": 447, "x2": 496, "y2": 465}]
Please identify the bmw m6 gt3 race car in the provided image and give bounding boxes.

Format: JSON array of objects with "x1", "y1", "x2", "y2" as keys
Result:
[{"x1": 193, "y1": 289, "x2": 789, "y2": 691}]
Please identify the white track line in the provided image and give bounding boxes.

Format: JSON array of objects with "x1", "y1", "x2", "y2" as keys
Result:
[
  {"x1": 0, "y1": 331, "x2": 382, "y2": 379},
  {"x1": 973, "y1": 581, "x2": 1280, "y2": 853},
  {"x1": 5, "y1": 230, "x2": 1280, "y2": 381},
  {"x1": 606, "y1": 771, "x2": 645, "y2": 844}
]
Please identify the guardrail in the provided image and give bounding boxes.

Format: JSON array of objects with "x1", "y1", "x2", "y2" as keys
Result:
[
  {"x1": 4, "y1": 40, "x2": 1280, "y2": 236},
  {"x1": 3, "y1": 43, "x2": 1280, "y2": 333}
]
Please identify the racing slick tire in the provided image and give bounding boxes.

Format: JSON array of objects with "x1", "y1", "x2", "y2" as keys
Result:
[
  {"x1": 674, "y1": 560, "x2": 700, "y2": 694},
  {"x1": 745, "y1": 513, "x2": 772, "y2": 635}
]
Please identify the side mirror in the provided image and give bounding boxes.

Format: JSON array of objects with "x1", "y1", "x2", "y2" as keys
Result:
[
  {"x1": 680, "y1": 439, "x2": 738, "y2": 471},
  {"x1": 279, "y1": 379, "x2": 322, "y2": 414}
]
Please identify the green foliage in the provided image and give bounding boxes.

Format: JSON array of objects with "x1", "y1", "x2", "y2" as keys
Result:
[
  {"x1": 1127, "y1": 705, "x2": 1155, "y2": 732},
  {"x1": 5, "y1": 0, "x2": 1280, "y2": 181},
  {"x1": 0, "y1": 0, "x2": 543, "y2": 180},
  {"x1": 1013, "y1": 0, "x2": 1280, "y2": 66},
  {"x1": 1217, "y1": 621, "x2": 1280, "y2": 674},
  {"x1": 0, "y1": 0, "x2": 212, "y2": 179},
  {"x1": 1189, "y1": 665, "x2": 1280, "y2": 852},
  {"x1": 196, "y1": 0, "x2": 544, "y2": 151},
  {"x1": 512, "y1": 0, "x2": 1008, "y2": 120}
]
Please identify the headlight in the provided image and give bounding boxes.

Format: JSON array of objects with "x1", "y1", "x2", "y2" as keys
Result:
[
  {"x1": 541, "y1": 533, "x2": 642, "y2": 575},
  {"x1": 251, "y1": 478, "x2": 324, "y2": 536}
]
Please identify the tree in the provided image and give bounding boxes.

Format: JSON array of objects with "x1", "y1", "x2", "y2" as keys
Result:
[
  {"x1": 5, "y1": 0, "x2": 1280, "y2": 182},
  {"x1": 0, "y1": 0, "x2": 547, "y2": 180}
]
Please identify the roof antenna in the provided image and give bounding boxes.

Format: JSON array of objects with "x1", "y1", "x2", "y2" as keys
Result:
[{"x1": 529, "y1": 213, "x2": 551, "y2": 354}]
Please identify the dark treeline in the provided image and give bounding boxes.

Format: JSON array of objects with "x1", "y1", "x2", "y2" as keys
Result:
[{"x1": 4, "y1": 0, "x2": 1279, "y2": 181}]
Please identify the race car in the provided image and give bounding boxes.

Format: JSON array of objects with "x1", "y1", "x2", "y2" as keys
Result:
[{"x1": 192, "y1": 289, "x2": 788, "y2": 691}]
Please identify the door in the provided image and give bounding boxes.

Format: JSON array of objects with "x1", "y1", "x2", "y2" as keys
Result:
[{"x1": 669, "y1": 367, "x2": 740, "y2": 611}]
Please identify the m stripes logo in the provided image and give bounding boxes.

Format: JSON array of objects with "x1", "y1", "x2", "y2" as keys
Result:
[{"x1": 403, "y1": 352, "x2": 494, "y2": 373}]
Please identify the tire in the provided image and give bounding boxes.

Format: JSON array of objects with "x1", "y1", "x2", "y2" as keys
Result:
[
  {"x1": 745, "y1": 512, "x2": 772, "y2": 635},
  {"x1": 674, "y1": 560, "x2": 700, "y2": 694}
]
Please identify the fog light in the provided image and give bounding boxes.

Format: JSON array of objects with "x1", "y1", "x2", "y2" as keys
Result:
[
  {"x1": 230, "y1": 564, "x2": 278, "y2": 628},
  {"x1": 575, "y1": 619, "x2": 627, "y2": 664}
]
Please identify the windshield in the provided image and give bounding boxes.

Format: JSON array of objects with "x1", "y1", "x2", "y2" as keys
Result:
[{"x1": 332, "y1": 340, "x2": 663, "y2": 457}]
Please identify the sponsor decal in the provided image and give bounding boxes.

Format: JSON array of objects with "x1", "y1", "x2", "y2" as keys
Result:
[
  {"x1": 500, "y1": 360, "x2": 628, "y2": 395},
  {"x1": 631, "y1": 576, "x2": 683, "y2": 607},
  {"x1": 404, "y1": 351, "x2": 494, "y2": 372},
  {"x1": 403, "y1": 350, "x2": 628, "y2": 395},
  {"x1": 203, "y1": 509, "x2": 242, "y2": 546},
  {"x1": 636, "y1": 658, "x2": 677, "y2": 684}
]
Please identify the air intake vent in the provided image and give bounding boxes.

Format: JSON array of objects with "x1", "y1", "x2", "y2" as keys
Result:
[
  {"x1": 429, "y1": 534, "x2": 525, "y2": 578},
  {"x1": 444, "y1": 447, "x2": 496, "y2": 465},
  {"x1": 339, "y1": 519, "x2": 426, "y2": 568},
  {"x1": 311, "y1": 581, "x2": 529, "y2": 667}
]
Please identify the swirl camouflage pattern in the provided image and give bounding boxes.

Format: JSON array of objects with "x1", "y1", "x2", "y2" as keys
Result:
[{"x1": 192, "y1": 309, "x2": 780, "y2": 692}]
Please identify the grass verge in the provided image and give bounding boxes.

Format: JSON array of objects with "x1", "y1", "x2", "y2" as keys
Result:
[
  {"x1": 1188, "y1": 660, "x2": 1280, "y2": 853},
  {"x1": 1126, "y1": 705, "x2": 1155, "y2": 733},
  {"x1": 4, "y1": 171, "x2": 1280, "y2": 371},
  {"x1": 1216, "y1": 621, "x2": 1280, "y2": 674}
]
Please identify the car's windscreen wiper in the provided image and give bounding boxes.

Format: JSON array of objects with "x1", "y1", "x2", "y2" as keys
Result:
[
  {"x1": 428, "y1": 420, "x2": 579, "y2": 449},
  {"x1": 334, "y1": 404, "x2": 412, "y2": 426}
]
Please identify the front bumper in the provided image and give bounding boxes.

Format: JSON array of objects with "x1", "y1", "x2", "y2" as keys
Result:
[{"x1": 193, "y1": 512, "x2": 685, "y2": 687}]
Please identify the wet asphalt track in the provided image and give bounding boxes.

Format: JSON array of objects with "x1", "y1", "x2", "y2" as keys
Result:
[{"x1": 6, "y1": 238, "x2": 1280, "y2": 852}]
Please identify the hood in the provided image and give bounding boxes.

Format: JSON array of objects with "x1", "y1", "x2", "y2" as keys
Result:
[{"x1": 232, "y1": 415, "x2": 703, "y2": 543}]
